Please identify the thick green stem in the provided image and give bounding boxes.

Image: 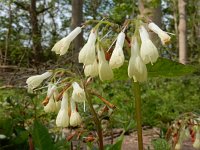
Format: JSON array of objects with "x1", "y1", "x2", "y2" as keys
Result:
[
  {"x1": 86, "y1": 92, "x2": 104, "y2": 150},
  {"x1": 133, "y1": 81, "x2": 143, "y2": 150}
]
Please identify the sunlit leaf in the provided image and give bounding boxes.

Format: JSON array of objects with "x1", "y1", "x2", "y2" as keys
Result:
[{"x1": 113, "y1": 57, "x2": 196, "y2": 80}]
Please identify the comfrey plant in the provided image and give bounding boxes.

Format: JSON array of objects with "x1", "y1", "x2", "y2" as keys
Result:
[
  {"x1": 166, "y1": 113, "x2": 200, "y2": 150},
  {"x1": 26, "y1": 18, "x2": 172, "y2": 150}
]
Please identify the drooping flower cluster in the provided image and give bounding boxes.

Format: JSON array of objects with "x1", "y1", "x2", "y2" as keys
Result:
[
  {"x1": 26, "y1": 75, "x2": 85, "y2": 127},
  {"x1": 49, "y1": 21, "x2": 170, "y2": 82},
  {"x1": 166, "y1": 114, "x2": 200, "y2": 150}
]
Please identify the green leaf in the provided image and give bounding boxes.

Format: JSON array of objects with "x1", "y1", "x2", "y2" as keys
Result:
[
  {"x1": 105, "y1": 135, "x2": 124, "y2": 150},
  {"x1": 113, "y1": 57, "x2": 196, "y2": 80},
  {"x1": 147, "y1": 58, "x2": 196, "y2": 77},
  {"x1": 32, "y1": 120, "x2": 55, "y2": 150}
]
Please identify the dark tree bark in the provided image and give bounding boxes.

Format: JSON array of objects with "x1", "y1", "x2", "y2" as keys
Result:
[
  {"x1": 30, "y1": 0, "x2": 43, "y2": 62},
  {"x1": 14, "y1": 0, "x2": 48, "y2": 63},
  {"x1": 71, "y1": 0, "x2": 83, "y2": 56}
]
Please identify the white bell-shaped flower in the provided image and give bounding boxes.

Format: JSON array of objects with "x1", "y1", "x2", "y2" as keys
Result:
[
  {"x1": 84, "y1": 59, "x2": 99, "y2": 77},
  {"x1": 139, "y1": 26, "x2": 159, "y2": 64},
  {"x1": 148, "y1": 22, "x2": 171, "y2": 45},
  {"x1": 71, "y1": 82, "x2": 86, "y2": 103},
  {"x1": 79, "y1": 29, "x2": 97, "y2": 65},
  {"x1": 128, "y1": 37, "x2": 147, "y2": 82},
  {"x1": 44, "y1": 97, "x2": 56, "y2": 113},
  {"x1": 70, "y1": 100, "x2": 82, "y2": 127},
  {"x1": 52, "y1": 27, "x2": 82, "y2": 55},
  {"x1": 56, "y1": 92, "x2": 70, "y2": 127},
  {"x1": 109, "y1": 32, "x2": 125, "y2": 69},
  {"x1": 26, "y1": 71, "x2": 52, "y2": 90},
  {"x1": 193, "y1": 132, "x2": 200, "y2": 149},
  {"x1": 98, "y1": 46, "x2": 114, "y2": 81}
]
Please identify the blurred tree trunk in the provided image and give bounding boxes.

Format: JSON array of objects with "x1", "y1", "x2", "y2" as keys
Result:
[
  {"x1": 14, "y1": 0, "x2": 49, "y2": 64},
  {"x1": 4, "y1": 0, "x2": 12, "y2": 66},
  {"x1": 71, "y1": 0, "x2": 83, "y2": 60},
  {"x1": 178, "y1": 0, "x2": 187, "y2": 64},
  {"x1": 138, "y1": 0, "x2": 162, "y2": 45},
  {"x1": 30, "y1": 0, "x2": 43, "y2": 63}
]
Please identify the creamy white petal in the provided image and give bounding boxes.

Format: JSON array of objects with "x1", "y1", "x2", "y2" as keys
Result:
[
  {"x1": 139, "y1": 26, "x2": 159, "y2": 64},
  {"x1": 52, "y1": 27, "x2": 82, "y2": 55},
  {"x1": 98, "y1": 49, "x2": 113, "y2": 81},
  {"x1": 79, "y1": 29, "x2": 97, "y2": 65},
  {"x1": 69, "y1": 100, "x2": 81, "y2": 127},
  {"x1": 148, "y1": 22, "x2": 171, "y2": 45},
  {"x1": 128, "y1": 37, "x2": 147, "y2": 82},
  {"x1": 71, "y1": 82, "x2": 86, "y2": 103},
  {"x1": 109, "y1": 32, "x2": 125, "y2": 69},
  {"x1": 26, "y1": 71, "x2": 52, "y2": 90},
  {"x1": 70, "y1": 111, "x2": 82, "y2": 127},
  {"x1": 56, "y1": 91, "x2": 69, "y2": 127},
  {"x1": 44, "y1": 97, "x2": 56, "y2": 113},
  {"x1": 84, "y1": 59, "x2": 99, "y2": 77},
  {"x1": 109, "y1": 46, "x2": 124, "y2": 69}
]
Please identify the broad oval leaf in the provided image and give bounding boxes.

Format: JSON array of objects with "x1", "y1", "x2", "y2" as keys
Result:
[
  {"x1": 32, "y1": 120, "x2": 55, "y2": 150},
  {"x1": 113, "y1": 57, "x2": 196, "y2": 80}
]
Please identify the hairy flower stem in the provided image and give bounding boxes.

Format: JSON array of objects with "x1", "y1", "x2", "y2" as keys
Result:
[
  {"x1": 85, "y1": 91, "x2": 104, "y2": 150},
  {"x1": 133, "y1": 81, "x2": 143, "y2": 150}
]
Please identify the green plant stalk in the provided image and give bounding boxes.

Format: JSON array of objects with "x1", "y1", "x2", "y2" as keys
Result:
[
  {"x1": 133, "y1": 81, "x2": 143, "y2": 150},
  {"x1": 85, "y1": 91, "x2": 104, "y2": 150}
]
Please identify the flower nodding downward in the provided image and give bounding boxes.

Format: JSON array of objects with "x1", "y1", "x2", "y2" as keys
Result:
[
  {"x1": 70, "y1": 100, "x2": 82, "y2": 127},
  {"x1": 79, "y1": 29, "x2": 97, "y2": 65},
  {"x1": 98, "y1": 46, "x2": 114, "y2": 81},
  {"x1": 56, "y1": 91, "x2": 70, "y2": 127},
  {"x1": 128, "y1": 37, "x2": 147, "y2": 82},
  {"x1": 109, "y1": 32, "x2": 125, "y2": 69},
  {"x1": 148, "y1": 22, "x2": 171, "y2": 45},
  {"x1": 71, "y1": 82, "x2": 86, "y2": 103},
  {"x1": 52, "y1": 27, "x2": 82, "y2": 55},
  {"x1": 26, "y1": 71, "x2": 52, "y2": 91},
  {"x1": 139, "y1": 26, "x2": 159, "y2": 65}
]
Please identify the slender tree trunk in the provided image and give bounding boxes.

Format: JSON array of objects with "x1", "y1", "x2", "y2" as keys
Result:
[
  {"x1": 4, "y1": 0, "x2": 12, "y2": 65},
  {"x1": 71, "y1": 0, "x2": 83, "y2": 58},
  {"x1": 178, "y1": 0, "x2": 187, "y2": 64},
  {"x1": 138, "y1": 0, "x2": 162, "y2": 46},
  {"x1": 29, "y1": 0, "x2": 43, "y2": 62}
]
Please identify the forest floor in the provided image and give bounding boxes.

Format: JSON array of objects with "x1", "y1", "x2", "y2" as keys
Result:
[{"x1": 0, "y1": 69, "x2": 196, "y2": 150}]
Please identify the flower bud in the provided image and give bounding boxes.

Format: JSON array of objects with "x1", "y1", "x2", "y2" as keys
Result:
[
  {"x1": 26, "y1": 71, "x2": 52, "y2": 90},
  {"x1": 52, "y1": 27, "x2": 82, "y2": 55},
  {"x1": 148, "y1": 22, "x2": 171, "y2": 45}
]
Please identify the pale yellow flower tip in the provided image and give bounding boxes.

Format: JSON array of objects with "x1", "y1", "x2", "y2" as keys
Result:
[{"x1": 148, "y1": 22, "x2": 171, "y2": 45}]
